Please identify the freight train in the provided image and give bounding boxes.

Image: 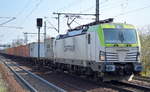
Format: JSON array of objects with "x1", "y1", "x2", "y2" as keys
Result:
[{"x1": 0, "y1": 19, "x2": 143, "y2": 81}]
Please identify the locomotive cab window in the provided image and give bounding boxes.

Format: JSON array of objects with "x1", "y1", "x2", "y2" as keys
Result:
[{"x1": 103, "y1": 29, "x2": 137, "y2": 44}]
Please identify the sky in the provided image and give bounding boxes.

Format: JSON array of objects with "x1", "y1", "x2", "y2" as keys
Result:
[{"x1": 0, "y1": 0, "x2": 150, "y2": 45}]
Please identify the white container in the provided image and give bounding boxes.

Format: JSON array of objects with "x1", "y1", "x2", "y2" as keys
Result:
[
  {"x1": 44, "y1": 38, "x2": 54, "y2": 59},
  {"x1": 28, "y1": 42, "x2": 45, "y2": 58}
]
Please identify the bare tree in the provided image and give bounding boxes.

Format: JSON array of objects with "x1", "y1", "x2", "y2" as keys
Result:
[
  {"x1": 138, "y1": 25, "x2": 150, "y2": 76},
  {"x1": 11, "y1": 39, "x2": 24, "y2": 47}
]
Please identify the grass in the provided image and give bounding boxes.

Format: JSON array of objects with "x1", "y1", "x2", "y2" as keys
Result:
[{"x1": 0, "y1": 78, "x2": 7, "y2": 92}]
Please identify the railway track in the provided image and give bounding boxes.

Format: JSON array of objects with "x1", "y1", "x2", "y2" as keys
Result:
[
  {"x1": 133, "y1": 76, "x2": 150, "y2": 82},
  {"x1": 0, "y1": 56, "x2": 66, "y2": 92},
  {"x1": 1, "y1": 55, "x2": 150, "y2": 92},
  {"x1": 67, "y1": 73, "x2": 150, "y2": 92},
  {"x1": 109, "y1": 81, "x2": 150, "y2": 92},
  {"x1": 1, "y1": 56, "x2": 116, "y2": 92}
]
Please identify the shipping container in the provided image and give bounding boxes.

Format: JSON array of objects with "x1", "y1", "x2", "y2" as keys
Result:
[
  {"x1": 6, "y1": 47, "x2": 15, "y2": 55},
  {"x1": 44, "y1": 38, "x2": 54, "y2": 59},
  {"x1": 15, "y1": 45, "x2": 30, "y2": 57},
  {"x1": 0, "y1": 49, "x2": 6, "y2": 54},
  {"x1": 3, "y1": 45, "x2": 29, "y2": 57},
  {"x1": 28, "y1": 42, "x2": 45, "y2": 58}
]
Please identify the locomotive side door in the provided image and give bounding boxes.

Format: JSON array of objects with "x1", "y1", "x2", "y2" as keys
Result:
[{"x1": 87, "y1": 33, "x2": 92, "y2": 60}]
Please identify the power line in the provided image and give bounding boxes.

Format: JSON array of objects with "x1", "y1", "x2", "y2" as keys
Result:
[
  {"x1": 53, "y1": 12, "x2": 96, "y2": 16},
  {"x1": 59, "y1": 0, "x2": 106, "y2": 14},
  {"x1": 101, "y1": 1, "x2": 126, "y2": 11},
  {"x1": 100, "y1": 0, "x2": 110, "y2": 6},
  {"x1": 79, "y1": 6, "x2": 95, "y2": 13},
  {"x1": 57, "y1": 0, "x2": 86, "y2": 12},
  {"x1": 23, "y1": 32, "x2": 44, "y2": 44},
  {"x1": 53, "y1": 0, "x2": 100, "y2": 32},
  {"x1": 114, "y1": 4, "x2": 150, "y2": 17},
  {"x1": 0, "y1": 26, "x2": 23, "y2": 29},
  {"x1": 26, "y1": 0, "x2": 43, "y2": 17},
  {"x1": 101, "y1": 0, "x2": 148, "y2": 10},
  {"x1": 0, "y1": 1, "x2": 32, "y2": 30},
  {"x1": 100, "y1": 0, "x2": 122, "y2": 8},
  {"x1": 0, "y1": 17, "x2": 14, "y2": 19},
  {"x1": 16, "y1": 0, "x2": 32, "y2": 17},
  {"x1": 0, "y1": 17, "x2": 16, "y2": 26},
  {"x1": 79, "y1": 0, "x2": 109, "y2": 14},
  {"x1": 21, "y1": 0, "x2": 43, "y2": 25},
  {"x1": 100, "y1": 0, "x2": 128, "y2": 10}
]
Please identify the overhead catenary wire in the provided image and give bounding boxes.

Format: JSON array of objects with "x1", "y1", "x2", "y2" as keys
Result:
[
  {"x1": 15, "y1": 0, "x2": 32, "y2": 17},
  {"x1": 79, "y1": 6, "x2": 95, "y2": 13},
  {"x1": 100, "y1": 0, "x2": 127, "y2": 9},
  {"x1": 79, "y1": 0, "x2": 148, "y2": 15},
  {"x1": 78, "y1": 0, "x2": 109, "y2": 14},
  {"x1": 0, "y1": 17, "x2": 16, "y2": 26},
  {"x1": 0, "y1": 26, "x2": 23, "y2": 29},
  {"x1": 100, "y1": 0, "x2": 149, "y2": 11},
  {"x1": 57, "y1": 0, "x2": 86, "y2": 12},
  {"x1": 77, "y1": 0, "x2": 103, "y2": 21},
  {"x1": 100, "y1": 0, "x2": 128, "y2": 12},
  {"x1": 0, "y1": 0, "x2": 32, "y2": 29},
  {"x1": 57, "y1": 0, "x2": 107, "y2": 13},
  {"x1": 26, "y1": 0, "x2": 43, "y2": 17},
  {"x1": 114, "y1": 4, "x2": 150, "y2": 17},
  {"x1": 20, "y1": 0, "x2": 43, "y2": 26},
  {"x1": 0, "y1": 17, "x2": 14, "y2": 19}
]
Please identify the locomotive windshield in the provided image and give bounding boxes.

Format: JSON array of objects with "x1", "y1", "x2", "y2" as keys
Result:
[{"x1": 103, "y1": 29, "x2": 137, "y2": 44}]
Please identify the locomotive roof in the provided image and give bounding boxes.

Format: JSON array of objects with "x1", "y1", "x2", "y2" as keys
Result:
[{"x1": 57, "y1": 18, "x2": 135, "y2": 40}]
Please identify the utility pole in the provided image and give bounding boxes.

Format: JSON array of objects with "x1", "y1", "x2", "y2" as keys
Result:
[
  {"x1": 96, "y1": 0, "x2": 99, "y2": 22},
  {"x1": 24, "y1": 32, "x2": 28, "y2": 44},
  {"x1": 52, "y1": 13, "x2": 61, "y2": 33},
  {"x1": 57, "y1": 14, "x2": 60, "y2": 33},
  {"x1": 44, "y1": 21, "x2": 46, "y2": 55},
  {"x1": 44, "y1": 21, "x2": 46, "y2": 40},
  {"x1": 23, "y1": 32, "x2": 45, "y2": 45}
]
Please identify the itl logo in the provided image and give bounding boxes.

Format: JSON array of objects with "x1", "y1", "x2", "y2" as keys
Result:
[{"x1": 64, "y1": 45, "x2": 75, "y2": 52}]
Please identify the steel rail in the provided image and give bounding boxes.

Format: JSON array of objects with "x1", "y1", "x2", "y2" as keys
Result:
[
  {"x1": 1, "y1": 58, "x2": 66, "y2": 92},
  {"x1": 133, "y1": 76, "x2": 150, "y2": 82},
  {"x1": 15, "y1": 64, "x2": 67, "y2": 92},
  {"x1": 114, "y1": 81, "x2": 150, "y2": 91},
  {"x1": 58, "y1": 72, "x2": 134, "y2": 92},
  {"x1": 2, "y1": 60, "x2": 37, "y2": 92}
]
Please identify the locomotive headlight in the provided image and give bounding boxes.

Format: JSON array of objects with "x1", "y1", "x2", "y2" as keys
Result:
[
  {"x1": 99, "y1": 51, "x2": 106, "y2": 61},
  {"x1": 100, "y1": 56, "x2": 105, "y2": 61}
]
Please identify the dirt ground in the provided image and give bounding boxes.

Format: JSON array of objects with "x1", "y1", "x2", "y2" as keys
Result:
[{"x1": 0, "y1": 63, "x2": 26, "y2": 92}]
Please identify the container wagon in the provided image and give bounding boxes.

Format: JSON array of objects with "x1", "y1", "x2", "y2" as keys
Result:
[{"x1": 28, "y1": 42, "x2": 45, "y2": 58}]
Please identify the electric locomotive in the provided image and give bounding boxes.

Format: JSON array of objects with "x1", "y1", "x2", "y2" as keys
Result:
[{"x1": 54, "y1": 18, "x2": 142, "y2": 81}]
